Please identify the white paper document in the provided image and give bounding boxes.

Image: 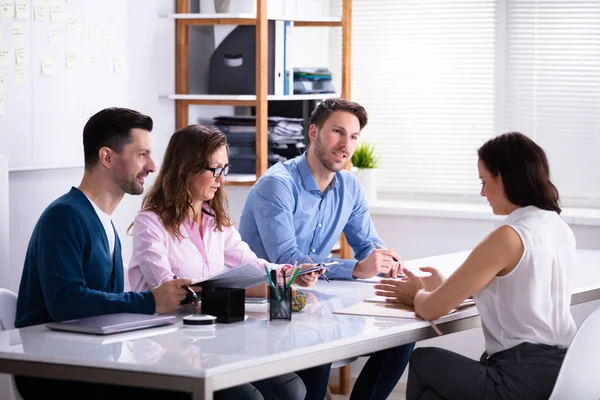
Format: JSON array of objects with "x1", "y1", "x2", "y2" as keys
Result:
[{"x1": 193, "y1": 263, "x2": 268, "y2": 290}]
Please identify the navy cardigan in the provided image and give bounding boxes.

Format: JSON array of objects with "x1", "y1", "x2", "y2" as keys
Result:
[{"x1": 15, "y1": 187, "x2": 155, "y2": 328}]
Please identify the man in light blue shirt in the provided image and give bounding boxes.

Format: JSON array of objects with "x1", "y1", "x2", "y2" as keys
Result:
[
  {"x1": 239, "y1": 101, "x2": 400, "y2": 282},
  {"x1": 239, "y1": 98, "x2": 414, "y2": 400}
]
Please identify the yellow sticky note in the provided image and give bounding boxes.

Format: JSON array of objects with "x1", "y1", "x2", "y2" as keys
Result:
[
  {"x1": 0, "y1": 1, "x2": 14, "y2": 20},
  {"x1": 65, "y1": 50, "x2": 77, "y2": 68},
  {"x1": 14, "y1": 65, "x2": 27, "y2": 83},
  {"x1": 33, "y1": 2, "x2": 47, "y2": 21},
  {"x1": 89, "y1": 54, "x2": 99, "y2": 67},
  {"x1": 48, "y1": 24, "x2": 61, "y2": 44},
  {"x1": 41, "y1": 56, "x2": 54, "y2": 75},
  {"x1": 15, "y1": 46, "x2": 28, "y2": 65},
  {"x1": 0, "y1": 71, "x2": 6, "y2": 92},
  {"x1": 0, "y1": 47, "x2": 9, "y2": 67},
  {"x1": 15, "y1": 0, "x2": 27, "y2": 20},
  {"x1": 65, "y1": 14, "x2": 78, "y2": 34},
  {"x1": 88, "y1": 23, "x2": 100, "y2": 41},
  {"x1": 0, "y1": 98, "x2": 5, "y2": 116},
  {"x1": 11, "y1": 25, "x2": 25, "y2": 45},
  {"x1": 49, "y1": 3, "x2": 61, "y2": 21},
  {"x1": 113, "y1": 57, "x2": 124, "y2": 75}
]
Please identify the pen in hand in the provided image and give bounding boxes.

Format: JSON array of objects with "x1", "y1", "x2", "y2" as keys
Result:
[
  {"x1": 305, "y1": 255, "x2": 331, "y2": 283},
  {"x1": 370, "y1": 240, "x2": 400, "y2": 263},
  {"x1": 173, "y1": 275, "x2": 199, "y2": 301}
]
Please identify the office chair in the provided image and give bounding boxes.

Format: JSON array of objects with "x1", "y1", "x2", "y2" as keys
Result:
[
  {"x1": 548, "y1": 307, "x2": 600, "y2": 400},
  {"x1": 0, "y1": 288, "x2": 24, "y2": 400}
]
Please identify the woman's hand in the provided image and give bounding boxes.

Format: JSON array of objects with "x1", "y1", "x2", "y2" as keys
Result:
[
  {"x1": 374, "y1": 266, "x2": 445, "y2": 306},
  {"x1": 417, "y1": 266, "x2": 445, "y2": 291},
  {"x1": 293, "y1": 264, "x2": 324, "y2": 287},
  {"x1": 374, "y1": 278, "x2": 420, "y2": 306}
]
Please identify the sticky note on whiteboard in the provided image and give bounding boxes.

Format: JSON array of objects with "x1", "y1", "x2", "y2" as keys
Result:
[
  {"x1": 0, "y1": 1, "x2": 13, "y2": 20},
  {"x1": 113, "y1": 57, "x2": 125, "y2": 74},
  {"x1": 0, "y1": 98, "x2": 5, "y2": 116},
  {"x1": 15, "y1": 0, "x2": 29, "y2": 21},
  {"x1": 89, "y1": 54, "x2": 100, "y2": 67},
  {"x1": 0, "y1": 71, "x2": 6, "y2": 92},
  {"x1": 88, "y1": 23, "x2": 100, "y2": 41},
  {"x1": 33, "y1": 2, "x2": 48, "y2": 21},
  {"x1": 48, "y1": 25, "x2": 62, "y2": 45},
  {"x1": 41, "y1": 56, "x2": 54, "y2": 75},
  {"x1": 49, "y1": 3, "x2": 62, "y2": 21},
  {"x1": 66, "y1": 14, "x2": 78, "y2": 34},
  {"x1": 15, "y1": 46, "x2": 29, "y2": 65},
  {"x1": 14, "y1": 65, "x2": 27, "y2": 83},
  {"x1": 15, "y1": 0, "x2": 28, "y2": 20},
  {"x1": 11, "y1": 25, "x2": 25, "y2": 45},
  {"x1": 0, "y1": 47, "x2": 8, "y2": 67},
  {"x1": 65, "y1": 51, "x2": 77, "y2": 68}
]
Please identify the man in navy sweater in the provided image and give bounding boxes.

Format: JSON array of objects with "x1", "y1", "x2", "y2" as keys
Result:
[{"x1": 14, "y1": 108, "x2": 192, "y2": 399}]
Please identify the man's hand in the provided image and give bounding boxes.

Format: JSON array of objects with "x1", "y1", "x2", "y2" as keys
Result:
[
  {"x1": 352, "y1": 249, "x2": 402, "y2": 279},
  {"x1": 293, "y1": 263, "x2": 324, "y2": 287},
  {"x1": 151, "y1": 278, "x2": 191, "y2": 314}
]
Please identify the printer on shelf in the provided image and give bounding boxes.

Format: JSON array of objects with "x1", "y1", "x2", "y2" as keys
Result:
[
  {"x1": 212, "y1": 116, "x2": 306, "y2": 175},
  {"x1": 294, "y1": 68, "x2": 336, "y2": 95}
]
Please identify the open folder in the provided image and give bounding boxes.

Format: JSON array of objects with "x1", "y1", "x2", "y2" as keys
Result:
[{"x1": 194, "y1": 263, "x2": 268, "y2": 290}]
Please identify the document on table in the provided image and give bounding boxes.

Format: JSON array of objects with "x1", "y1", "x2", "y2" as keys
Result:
[
  {"x1": 333, "y1": 298, "x2": 476, "y2": 319},
  {"x1": 193, "y1": 263, "x2": 268, "y2": 290},
  {"x1": 356, "y1": 273, "x2": 406, "y2": 284}
]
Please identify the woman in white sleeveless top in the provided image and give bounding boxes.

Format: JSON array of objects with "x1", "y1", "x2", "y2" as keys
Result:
[{"x1": 375, "y1": 132, "x2": 576, "y2": 399}]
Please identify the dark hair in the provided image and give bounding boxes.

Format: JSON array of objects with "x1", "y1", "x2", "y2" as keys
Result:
[
  {"x1": 308, "y1": 98, "x2": 368, "y2": 130},
  {"x1": 138, "y1": 125, "x2": 232, "y2": 239},
  {"x1": 83, "y1": 107, "x2": 153, "y2": 169},
  {"x1": 477, "y1": 132, "x2": 561, "y2": 214}
]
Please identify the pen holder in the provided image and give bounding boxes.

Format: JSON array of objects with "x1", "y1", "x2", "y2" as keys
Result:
[
  {"x1": 201, "y1": 287, "x2": 245, "y2": 323},
  {"x1": 269, "y1": 285, "x2": 292, "y2": 321}
]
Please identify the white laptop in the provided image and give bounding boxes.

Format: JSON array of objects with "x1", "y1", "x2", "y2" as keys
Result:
[{"x1": 46, "y1": 313, "x2": 177, "y2": 335}]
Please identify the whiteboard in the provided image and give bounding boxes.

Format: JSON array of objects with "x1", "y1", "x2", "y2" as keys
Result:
[
  {"x1": 0, "y1": 0, "x2": 128, "y2": 170},
  {"x1": 0, "y1": 155, "x2": 7, "y2": 288}
]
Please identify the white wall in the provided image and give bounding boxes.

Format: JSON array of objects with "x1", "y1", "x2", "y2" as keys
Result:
[{"x1": 4, "y1": 1, "x2": 175, "y2": 297}]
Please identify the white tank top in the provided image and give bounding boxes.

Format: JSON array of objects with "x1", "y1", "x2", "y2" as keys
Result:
[{"x1": 473, "y1": 206, "x2": 577, "y2": 356}]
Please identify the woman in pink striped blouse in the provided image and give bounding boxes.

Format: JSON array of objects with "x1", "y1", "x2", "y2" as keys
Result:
[{"x1": 127, "y1": 124, "x2": 317, "y2": 400}]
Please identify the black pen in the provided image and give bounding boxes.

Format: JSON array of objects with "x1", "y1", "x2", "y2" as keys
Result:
[{"x1": 173, "y1": 275, "x2": 199, "y2": 301}]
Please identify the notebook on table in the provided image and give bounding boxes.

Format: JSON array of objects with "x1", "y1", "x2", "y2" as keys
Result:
[{"x1": 46, "y1": 313, "x2": 177, "y2": 335}]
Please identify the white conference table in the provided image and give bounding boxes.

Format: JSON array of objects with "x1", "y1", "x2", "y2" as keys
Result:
[{"x1": 0, "y1": 249, "x2": 599, "y2": 400}]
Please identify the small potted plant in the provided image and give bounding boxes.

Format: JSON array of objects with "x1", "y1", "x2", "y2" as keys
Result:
[{"x1": 351, "y1": 142, "x2": 379, "y2": 204}]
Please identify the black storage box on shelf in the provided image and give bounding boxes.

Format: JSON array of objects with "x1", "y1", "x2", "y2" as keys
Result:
[{"x1": 211, "y1": 115, "x2": 306, "y2": 174}]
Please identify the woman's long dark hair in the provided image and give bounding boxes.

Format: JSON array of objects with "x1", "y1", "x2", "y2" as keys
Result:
[
  {"x1": 136, "y1": 125, "x2": 232, "y2": 239},
  {"x1": 478, "y1": 132, "x2": 561, "y2": 214}
]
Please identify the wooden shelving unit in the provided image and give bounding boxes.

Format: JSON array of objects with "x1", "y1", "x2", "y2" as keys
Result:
[{"x1": 171, "y1": 0, "x2": 353, "y2": 392}]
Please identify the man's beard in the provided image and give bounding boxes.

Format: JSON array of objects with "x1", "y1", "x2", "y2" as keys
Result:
[
  {"x1": 314, "y1": 134, "x2": 349, "y2": 173},
  {"x1": 114, "y1": 171, "x2": 144, "y2": 195}
]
